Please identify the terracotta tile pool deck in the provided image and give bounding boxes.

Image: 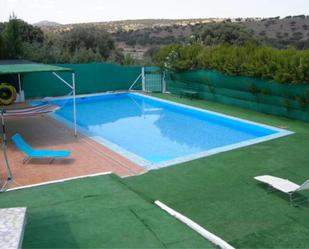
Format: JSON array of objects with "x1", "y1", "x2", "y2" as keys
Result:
[{"x1": 0, "y1": 115, "x2": 146, "y2": 189}]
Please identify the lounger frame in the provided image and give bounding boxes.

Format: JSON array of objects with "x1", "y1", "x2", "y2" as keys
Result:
[
  {"x1": 12, "y1": 133, "x2": 70, "y2": 165},
  {"x1": 266, "y1": 184, "x2": 308, "y2": 206},
  {"x1": 256, "y1": 175, "x2": 309, "y2": 206}
]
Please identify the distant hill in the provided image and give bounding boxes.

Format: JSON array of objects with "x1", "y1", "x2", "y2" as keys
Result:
[
  {"x1": 243, "y1": 16, "x2": 309, "y2": 47},
  {"x1": 33, "y1": 20, "x2": 62, "y2": 27},
  {"x1": 36, "y1": 18, "x2": 225, "y2": 32},
  {"x1": 36, "y1": 16, "x2": 309, "y2": 59}
]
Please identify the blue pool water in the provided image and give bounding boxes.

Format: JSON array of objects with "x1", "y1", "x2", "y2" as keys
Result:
[{"x1": 43, "y1": 93, "x2": 291, "y2": 168}]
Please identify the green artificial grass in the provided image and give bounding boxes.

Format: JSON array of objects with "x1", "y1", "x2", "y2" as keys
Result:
[
  {"x1": 0, "y1": 175, "x2": 213, "y2": 248},
  {"x1": 1, "y1": 93, "x2": 308, "y2": 248},
  {"x1": 122, "y1": 93, "x2": 309, "y2": 249}
]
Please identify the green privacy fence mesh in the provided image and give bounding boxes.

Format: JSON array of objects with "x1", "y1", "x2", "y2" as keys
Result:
[
  {"x1": 166, "y1": 70, "x2": 309, "y2": 122},
  {"x1": 19, "y1": 63, "x2": 309, "y2": 122},
  {"x1": 21, "y1": 63, "x2": 142, "y2": 99}
]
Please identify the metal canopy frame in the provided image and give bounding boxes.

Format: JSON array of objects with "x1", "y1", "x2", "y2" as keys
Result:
[
  {"x1": 16, "y1": 71, "x2": 77, "y2": 137},
  {"x1": 0, "y1": 68, "x2": 77, "y2": 191},
  {"x1": 129, "y1": 67, "x2": 144, "y2": 91},
  {"x1": 52, "y1": 72, "x2": 77, "y2": 136},
  {"x1": 0, "y1": 63, "x2": 76, "y2": 136}
]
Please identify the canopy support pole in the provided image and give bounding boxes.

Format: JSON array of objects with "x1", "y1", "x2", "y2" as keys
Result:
[
  {"x1": 0, "y1": 111, "x2": 13, "y2": 192},
  {"x1": 141, "y1": 67, "x2": 146, "y2": 92},
  {"x1": 162, "y1": 71, "x2": 166, "y2": 93},
  {"x1": 72, "y1": 73, "x2": 77, "y2": 137},
  {"x1": 17, "y1": 74, "x2": 25, "y2": 102},
  {"x1": 52, "y1": 72, "x2": 77, "y2": 137},
  {"x1": 18, "y1": 74, "x2": 21, "y2": 95}
]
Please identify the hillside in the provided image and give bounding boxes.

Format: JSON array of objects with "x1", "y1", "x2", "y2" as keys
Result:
[
  {"x1": 243, "y1": 16, "x2": 309, "y2": 48},
  {"x1": 33, "y1": 20, "x2": 62, "y2": 27},
  {"x1": 35, "y1": 18, "x2": 224, "y2": 32},
  {"x1": 34, "y1": 16, "x2": 309, "y2": 60}
]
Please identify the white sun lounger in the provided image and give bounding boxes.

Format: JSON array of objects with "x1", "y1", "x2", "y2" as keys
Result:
[{"x1": 254, "y1": 175, "x2": 309, "y2": 205}]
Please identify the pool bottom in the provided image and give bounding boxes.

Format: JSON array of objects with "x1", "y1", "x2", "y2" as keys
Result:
[{"x1": 45, "y1": 92, "x2": 293, "y2": 169}]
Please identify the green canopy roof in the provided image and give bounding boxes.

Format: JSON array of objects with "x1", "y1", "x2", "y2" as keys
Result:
[{"x1": 0, "y1": 63, "x2": 73, "y2": 75}]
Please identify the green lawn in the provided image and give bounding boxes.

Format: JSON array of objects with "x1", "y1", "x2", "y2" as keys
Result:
[
  {"x1": 122, "y1": 93, "x2": 309, "y2": 248},
  {"x1": 0, "y1": 174, "x2": 213, "y2": 248},
  {"x1": 0, "y1": 93, "x2": 308, "y2": 248}
]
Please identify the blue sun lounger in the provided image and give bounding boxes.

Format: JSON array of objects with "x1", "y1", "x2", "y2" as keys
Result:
[{"x1": 12, "y1": 133, "x2": 71, "y2": 164}]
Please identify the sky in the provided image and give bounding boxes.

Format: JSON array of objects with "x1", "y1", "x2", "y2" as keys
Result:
[{"x1": 0, "y1": 0, "x2": 309, "y2": 24}]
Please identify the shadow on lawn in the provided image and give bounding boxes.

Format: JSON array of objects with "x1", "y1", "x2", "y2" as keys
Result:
[
  {"x1": 23, "y1": 212, "x2": 79, "y2": 249},
  {"x1": 256, "y1": 183, "x2": 309, "y2": 208}
]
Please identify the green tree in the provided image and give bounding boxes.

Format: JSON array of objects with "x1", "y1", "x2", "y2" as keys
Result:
[
  {"x1": 18, "y1": 19, "x2": 44, "y2": 43},
  {"x1": 0, "y1": 14, "x2": 44, "y2": 59},
  {"x1": 122, "y1": 54, "x2": 136, "y2": 65},
  {"x1": 0, "y1": 34, "x2": 6, "y2": 58},
  {"x1": 193, "y1": 23, "x2": 256, "y2": 46},
  {"x1": 3, "y1": 13, "x2": 23, "y2": 58},
  {"x1": 62, "y1": 27, "x2": 115, "y2": 59},
  {"x1": 71, "y1": 47, "x2": 103, "y2": 63},
  {"x1": 108, "y1": 49, "x2": 125, "y2": 64}
]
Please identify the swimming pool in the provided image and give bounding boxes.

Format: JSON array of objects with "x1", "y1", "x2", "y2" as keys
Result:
[{"x1": 42, "y1": 92, "x2": 293, "y2": 169}]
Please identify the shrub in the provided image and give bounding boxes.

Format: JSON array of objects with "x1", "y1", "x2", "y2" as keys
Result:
[{"x1": 154, "y1": 43, "x2": 309, "y2": 84}]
